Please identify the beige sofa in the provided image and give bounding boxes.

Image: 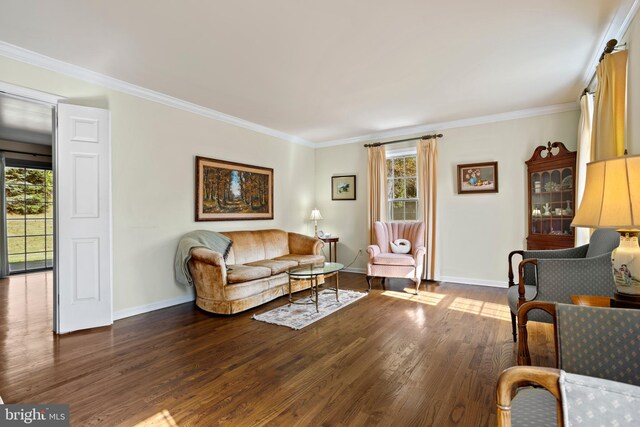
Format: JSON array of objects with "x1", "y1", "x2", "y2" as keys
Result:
[{"x1": 188, "y1": 229, "x2": 325, "y2": 314}]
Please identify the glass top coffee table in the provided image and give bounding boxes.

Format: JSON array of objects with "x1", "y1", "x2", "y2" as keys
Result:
[{"x1": 287, "y1": 262, "x2": 344, "y2": 312}]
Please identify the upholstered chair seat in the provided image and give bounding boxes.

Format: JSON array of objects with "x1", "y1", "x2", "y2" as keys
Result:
[{"x1": 367, "y1": 221, "x2": 426, "y2": 294}]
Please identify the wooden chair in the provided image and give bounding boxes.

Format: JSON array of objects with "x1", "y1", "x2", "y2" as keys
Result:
[
  {"x1": 496, "y1": 302, "x2": 640, "y2": 426},
  {"x1": 506, "y1": 228, "x2": 620, "y2": 342}
]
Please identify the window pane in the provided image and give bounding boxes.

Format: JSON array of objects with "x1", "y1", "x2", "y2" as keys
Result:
[
  {"x1": 26, "y1": 253, "x2": 46, "y2": 270},
  {"x1": 405, "y1": 156, "x2": 416, "y2": 176},
  {"x1": 393, "y1": 158, "x2": 404, "y2": 177},
  {"x1": 5, "y1": 167, "x2": 25, "y2": 185},
  {"x1": 25, "y1": 169, "x2": 45, "y2": 186},
  {"x1": 394, "y1": 179, "x2": 406, "y2": 198},
  {"x1": 7, "y1": 219, "x2": 25, "y2": 237},
  {"x1": 386, "y1": 159, "x2": 393, "y2": 177},
  {"x1": 45, "y1": 237, "x2": 54, "y2": 251},
  {"x1": 404, "y1": 201, "x2": 417, "y2": 221},
  {"x1": 26, "y1": 219, "x2": 46, "y2": 236},
  {"x1": 45, "y1": 170, "x2": 53, "y2": 187},
  {"x1": 387, "y1": 179, "x2": 394, "y2": 199},
  {"x1": 25, "y1": 185, "x2": 46, "y2": 205},
  {"x1": 9, "y1": 258, "x2": 25, "y2": 273},
  {"x1": 46, "y1": 219, "x2": 54, "y2": 234},
  {"x1": 8, "y1": 236, "x2": 25, "y2": 254},
  {"x1": 26, "y1": 236, "x2": 46, "y2": 253},
  {"x1": 6, "y1": 201, "x2": 25, "y2": 216},
  {"x1": 46, "y1": 253, "x2": 54, "y2": 268},
  {"x1": 25, "y1": 204, "x2": 46, "y2": 218},
  {"x1": 5, "y1": 183, "x2": 25, "y2": 201},
  {"x1": 406, "y1": 178, "x2": 417, "y2": 198},
  {"x1": 393, "y1": 201, "x2": 406, "y2": 221}
]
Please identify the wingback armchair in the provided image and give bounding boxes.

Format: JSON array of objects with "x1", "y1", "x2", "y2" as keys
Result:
[
  {"x1": 496, "y1": 302, "x2": 640, "y2": 426},
  {"x1": 367, "y1": 221, "x2": 425, "y2": 294},
  {"x1": 506, "y1": 228, "x2": 620, "y2": 341}
]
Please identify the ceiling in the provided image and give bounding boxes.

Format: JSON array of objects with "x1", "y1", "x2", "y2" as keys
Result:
[
  {"x1": 0, "y1": 93, "x2": 53, "y2": 145},
  {"x1": 0, "y1": 0, "x2": 632, "y2": 144}
]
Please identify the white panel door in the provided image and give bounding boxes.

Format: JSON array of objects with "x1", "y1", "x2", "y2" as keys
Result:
[{"x1": 56, "y1": 104, "x2": 112, "y2": 333}]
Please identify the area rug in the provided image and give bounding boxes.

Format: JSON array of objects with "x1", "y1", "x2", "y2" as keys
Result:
[{"x1": 253, "y1": 289, "x2": 367, "y2": 330}]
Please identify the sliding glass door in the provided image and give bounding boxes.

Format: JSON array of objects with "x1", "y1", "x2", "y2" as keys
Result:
[{"x1": 4, "y1": 165, "x2": 53, "y2": 273}]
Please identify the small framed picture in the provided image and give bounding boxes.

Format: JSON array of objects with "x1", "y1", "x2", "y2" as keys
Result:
[
  {"x1": 331, "y1": 175, "x2": 356, "y2": 200},
  {"x1": 457, "y1": 162, "x2": 498, "y2": 194}
]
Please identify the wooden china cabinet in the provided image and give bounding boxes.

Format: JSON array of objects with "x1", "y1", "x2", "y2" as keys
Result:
[{"x1": 526, "y1": 141, "x2": 577, "y2": 250}]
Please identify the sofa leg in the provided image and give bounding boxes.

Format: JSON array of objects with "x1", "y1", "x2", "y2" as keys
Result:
[
  {"x1": 510, "y1": 312, "x2": 517, "y2": 342},
  {"x1": 366, "y1": 276, "x2": 372, "y2": 292},
  {"x1": 415, "y1": 280, "x2": 420, "y2": 295}
]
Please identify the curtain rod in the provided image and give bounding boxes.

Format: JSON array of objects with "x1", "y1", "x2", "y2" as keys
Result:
[
  {"x1": 582, "y1": 39, "x2": 625, "y2": 96},
  {"x1": 1, "y1": 149, "x2": 52, "y2": 158},
  {"x1": 364, "y1": 133, "x2": 443, "y2": 148}
]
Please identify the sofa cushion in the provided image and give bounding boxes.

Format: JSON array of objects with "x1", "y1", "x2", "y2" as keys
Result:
[
  {"x1": 222, "y1": 230, "x2": 290, "y2": 265},
  {"x1": 274, "y1": 254, "x2": 325, "y2": 265},
  {"x1": 226, "y1": 265, "x2": 271, "y2": 284},
  {"x1": 246, "y1": 259, "x2": 298, "y2": 275},
  {"x1": 372, "y1": 253, "x2": 415, "y2": 266}
]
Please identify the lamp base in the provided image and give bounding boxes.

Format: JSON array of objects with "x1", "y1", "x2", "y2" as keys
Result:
[{"x1": 612, "y1": 231, "x2": 640, "y2": 297}]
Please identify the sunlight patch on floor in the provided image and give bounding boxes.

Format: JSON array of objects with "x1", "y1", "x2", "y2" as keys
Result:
[
  {"x1": 134, "y1": 410, "x2": 178, "y2": 426},
  {"x1": 381, "y1": 290, "x2": 446, "y2": 306},
  {"x1": 448, "y1": 297, "x2": 511, "y2": 321}
]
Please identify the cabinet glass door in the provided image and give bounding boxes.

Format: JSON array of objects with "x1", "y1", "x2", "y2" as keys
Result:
[{"x1": 530, "y1": 167, "x2": 574, "y2": 236}]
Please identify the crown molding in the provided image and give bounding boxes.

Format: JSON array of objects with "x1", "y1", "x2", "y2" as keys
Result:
[
  {"x1": 581, "y1": 0, "x2": 640, "y2": 90},
  {"x1": 315, "y1": 102, "x2": 579, "y2": 148},
  {"x1": 0, "y1": 41, "x2": 315, "y2": 148}
]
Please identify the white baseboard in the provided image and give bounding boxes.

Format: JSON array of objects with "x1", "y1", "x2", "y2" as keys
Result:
[
  {"x1": 113, "y1": 293, "x2": 195, "y2": 320},
  {"x1": 342, "y1": 267, "x2": 366, "y2": 274},
  {"x1": 438, "y1": 276, "x2": 507, "y2": 288}
]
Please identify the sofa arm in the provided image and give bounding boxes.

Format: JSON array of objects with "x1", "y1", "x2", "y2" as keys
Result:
[
  {"x1": 289, "y1": 232, "x2": 323, "y2": 255},
  {"x1": 367, "y1": 245, "x2": 381, "y2": 259},
  {"x1": 190, "y1": 247, "x2": 226, "y2": 267}
]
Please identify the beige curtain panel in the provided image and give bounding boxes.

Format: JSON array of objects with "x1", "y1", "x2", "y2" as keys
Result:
[
  {"x1": 592, "y1": 50, "x2": 627, "y2": 160},
  {"x1": 417, "y1": 138, "x2": 437, "y2": 280},
  {"x1": 575, "y1": 93, "x2": 594, "y2": 246},
  {"x1": 367, "y1": 146, "x2": 387, "y2": 244}
]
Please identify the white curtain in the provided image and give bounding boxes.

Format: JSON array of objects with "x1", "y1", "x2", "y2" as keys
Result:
[
  {"x1": 417, "y1": 138, "x2": 438, "y2": 280},
  {"x1": 575, "y1": 93, "x2": 594, "y2": 247},
  {"x1": 0, "y1": 153, "x2": 9, "y2": 277}
]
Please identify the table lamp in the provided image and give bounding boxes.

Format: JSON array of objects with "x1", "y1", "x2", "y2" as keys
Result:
[
  {"x1": 571, "y1": 155, "x2": 640, "y2": 302},
  {"x1": 309, "y1": 208, "x2": 323, "y2": 238}
]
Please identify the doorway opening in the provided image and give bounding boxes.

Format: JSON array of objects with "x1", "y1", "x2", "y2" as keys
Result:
[{"x1": 5, "y1": 163, "x2": 54, "y2": 273}]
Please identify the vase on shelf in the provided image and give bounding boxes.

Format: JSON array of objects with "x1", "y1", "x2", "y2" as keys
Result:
[{"x1": 565, "y1": 200, "x2": 573, "y2": 216}]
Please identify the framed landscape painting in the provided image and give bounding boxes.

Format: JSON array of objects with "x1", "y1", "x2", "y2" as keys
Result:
[
  {"x1": 457, "y1": 161, "x2": 498, "y2": 194},
  {"x1": 331, "y1": 175, "x2": 356, "y2": 200},
  {"x1": 195, "y1": 156, "x2": 274, "y2": 221}
]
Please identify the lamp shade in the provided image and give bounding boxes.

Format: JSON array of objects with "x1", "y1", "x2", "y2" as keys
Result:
[
  {"x1": 572, "y1": 155, "x2": 640, "y2": 230},
  {"x1": 309, "y1": 208, "x2": 323, "y2": 221}
]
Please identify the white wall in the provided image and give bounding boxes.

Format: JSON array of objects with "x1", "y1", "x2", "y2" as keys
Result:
[
  {"x1": 0, "y1": 56, "x2": 316, "y2": 315},
  {"x1": 315, "y1": 110, "x2": 580, "y2": 286}
]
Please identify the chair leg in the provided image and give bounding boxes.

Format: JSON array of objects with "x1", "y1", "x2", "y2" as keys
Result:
[
  {"x1": 510, "y1": 311, "x2": 517, "y2": 342},
  {"x1": 366, "y1": 276, "x2": 372, "y2": 292},
  {"x1": 414, "y1": 279, "x2": 420, "y2": 295}
]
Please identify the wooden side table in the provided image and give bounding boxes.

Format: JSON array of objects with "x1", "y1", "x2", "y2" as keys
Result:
[
  {"x1": 320, "y1": 237, "x2": 339, "y2": 263},
  {"x1": 570, "y1": 295, "x2": 611, "y2": 307}
]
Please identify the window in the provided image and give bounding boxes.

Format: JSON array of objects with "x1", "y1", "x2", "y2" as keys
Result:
[
  {"x1": 4, "y1": 165, "x2": 54, "y2": 273},
  {"x1": 387, "y1": 153, "x2": 417, "y2": 221}
]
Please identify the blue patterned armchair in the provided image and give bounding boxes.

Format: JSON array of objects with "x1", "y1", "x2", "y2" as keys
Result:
[
  {"x1": 496, "y1": 302, "x2": 640, "y2": 426},
  {"x1": 506, "y1": 228, "x2": 620, "y2": 341}
]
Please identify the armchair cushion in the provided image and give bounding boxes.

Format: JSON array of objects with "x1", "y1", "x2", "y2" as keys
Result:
[
  {"x1": 510, "y1": 388, "x2": 557, "y2": 427},
  {"x1": 372, "y1": 253, "x2": 416, "y2": 266},
  {"x1": 556, "y1": 304, "x2": 640, "y2": 385},
  {"x1": 560, "y1": 371, "x2": 640, "y2": 426}
]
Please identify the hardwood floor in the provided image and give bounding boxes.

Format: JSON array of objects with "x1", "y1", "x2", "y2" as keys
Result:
[{"x1": 0, "y1": 272, "x2": 555, "y2": 426}]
